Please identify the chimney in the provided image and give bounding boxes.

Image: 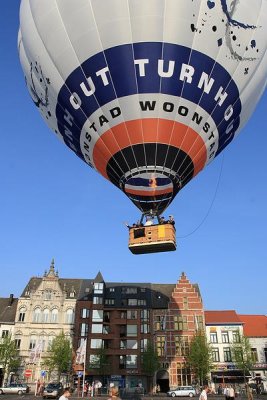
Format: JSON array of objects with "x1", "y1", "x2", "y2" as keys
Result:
[{"x1": 9, "y1": 294, "x2": 14, "y2": 306}]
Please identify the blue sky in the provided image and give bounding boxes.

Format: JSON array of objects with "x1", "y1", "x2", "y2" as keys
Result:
[{"x1": 0, "y1": 3, "x2": 266, "y2": 314}]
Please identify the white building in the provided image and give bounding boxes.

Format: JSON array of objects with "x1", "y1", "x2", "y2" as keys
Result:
[
  {"x1": 239, "y1": 315, "x2": 267, "y2": 392},
  {"x1": 0, "y1": 295, "x2": 18, "y2": 385},
  {"x1": 205, "y1": 310, "x2": 245, "y2": 388},
  {"x1": 13, "y1": 260, "x2": 83, "y2": 384}
]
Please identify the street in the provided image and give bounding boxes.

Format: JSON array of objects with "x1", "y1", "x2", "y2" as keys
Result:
[{"x1": 0, "y1": 394, "x2": 267, "y2": 400}]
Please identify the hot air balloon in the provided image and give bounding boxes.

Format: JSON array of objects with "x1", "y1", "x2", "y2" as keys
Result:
[{"x1": 18, "y1": 0, "x2": 267, "y2": 254}]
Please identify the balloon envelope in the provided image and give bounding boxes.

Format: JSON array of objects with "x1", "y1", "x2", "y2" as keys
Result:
[{"x1": 19, "y1": 0, "x2": 267, "y2": 215}]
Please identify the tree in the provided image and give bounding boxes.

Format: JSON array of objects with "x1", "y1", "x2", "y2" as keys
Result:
[
  {"x1": 44, "y1": 332, "x2": 72, "y2": 381},
  {"x1": 142, "y1": 341, "x2": 161, "y2": 394},
  {"x1": 0, "y1": 335, "x2": 20, "y2": 383},
  {"x1": 230, "y1": 334, "x2": 254, "y2": 387},
  {"x1": 88, "y1": 346, "x2": 110, "y2": 382},
  {"x1": 187, "y1": 331, "x2": 213, "y2": 386}
]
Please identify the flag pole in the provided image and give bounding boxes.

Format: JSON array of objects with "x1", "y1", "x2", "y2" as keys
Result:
[{"x1": 82, "y1": 339, "x2": 87, "y2": 398}]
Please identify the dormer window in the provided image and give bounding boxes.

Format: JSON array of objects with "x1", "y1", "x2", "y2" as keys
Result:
[
  {"x1": 44, "y1": 290, "x2": 52, "y2": 300},
  {"x1": 94, "y1": 283, "x2": 104, "y2": 294},
  {"x1": 70, "y1": 290, "x2": 76, "y2": 298}
]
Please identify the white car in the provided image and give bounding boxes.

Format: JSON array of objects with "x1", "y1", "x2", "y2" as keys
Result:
[
  {"x1": 167, "y1": 386, "x2": 197, "y2": 398},
  {"x1": 0, "y1": 383, "x2": 30, "y2": 395}
]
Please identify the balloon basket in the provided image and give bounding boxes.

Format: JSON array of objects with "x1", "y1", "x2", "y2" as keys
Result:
[{"x1": 128, "y1": 223, "x2": 176, "y2": 254}]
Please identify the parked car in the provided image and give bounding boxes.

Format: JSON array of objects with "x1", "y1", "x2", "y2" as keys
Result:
[
  {"x1": 167, "y1": 386, "x2": 197, "y2": 398},
  {"x1": 43, "y1": 383, "x2": 63, "y2": 399},
  {"x1": 0, "y1": 383, "x2": 30, "y2": 395}
]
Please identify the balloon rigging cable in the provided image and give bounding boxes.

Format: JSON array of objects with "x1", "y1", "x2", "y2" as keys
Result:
[{"x1": 177, "y1": 153, "x2": 225, "y2": 239}]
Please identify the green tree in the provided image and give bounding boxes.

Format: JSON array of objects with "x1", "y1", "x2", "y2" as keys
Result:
[
  {"x1": 230, "y1": 334, "x2": 254, "y2": 386},
  {"x1": 44, "y1": 332, "x2": 72, "y2": 380},
  {"x1": 0, "y1": 335, "x2": 20, "y2": 382},
  {"x1": 142, "y1": 341, "x2": 161, "y2": 394},
  {"x1": 88, "y1": 346, "x2": 109, "y2": 376},
  {"x1": 187, "y1": 331, "x2": 213, "y2": 386}
]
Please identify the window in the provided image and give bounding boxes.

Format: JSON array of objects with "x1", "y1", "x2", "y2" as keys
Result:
[
  {"x1": 104, "y1": 311, "x2": 110, "y2": 322},
  {"x1": 91, "y1": 339, "x2": 102, "y2": 349},
  {"x1": 128, "y1": 299, "x2": 138, "y2": 306},
  {"x1": 29, "y1": 336, "x2": 36, "y2": 350},
  {"x1": 119, "y1": 355, "x2": 126, "y2": 369},
  {"x1": 195, "y1": 315, "x2": 204, "y2": 330},
  {"x1": 126, "y1": 355, "x2": 137, "y2": 368},
  {"x1": 103, "y1": 325, "x2": 110, "y2": 334},
  {"x1": 156, "y1": 336, "x2": 166, "y2": 356},
  {"x1": 174, "y1": 316, "x2": 187, "y2": 331},
  {"x1": 251, "y1": 348, "x2": 258, "y2": 362},
  {"x1": 155, "y1": 315, "x2": 166, "y2": 331},
  {"x1": 212, "y1": 348, "x2": 220, "y2": 362},
  {"x1": 92, "y1": 310, "x2": 103, "y2": 322},
  {"x1": 48, "y1": 335, "x2": 55, "y2": 349},
  {"x1": 80, "y1": 323, "x2": 89, "y2": 337},
  {"x1": 141, "y1": 310, "x2": 149, "y2": 321},
  {"x1": 1, "y1": 330, "x2": 9, "y2": 338},
  {"x1": 141, "y1": 323, "x2": 150, "y2": 334},
  {"x1": 120, "y1": 340, "x2": 127, "y2": 349},
  {"x1": 122, "y1": 287, "x2": 137, "y2": 294},
  {"x1": 210, "y1": 332, "x2": 218, "y2": 343},
  {"x1": 183, "y1": 297, "x2": 188, "y2": 310},
  {"x1": 91, "y1": 324, "x2": 103, "y2": 334},
  {"x1": 138, "y1": 299, "x2": 146, "y2": 306},
  {"x1": 222, "y1": 331, "x2": 229, "y2": 343},
  {"x1": 105, "y1": 299, "x2": 115, "y2": 305},
  {"x1": 109, "y1": 288, "x2": 115, "y2": 292},
  {"x1": 175, "y1": 336, "x2": 189, "y2": 356},
  {"x1": 94, "y1": 283, "x2": 104, "y2": 294},
  {"x1": 140, "y1": 338, "x2": 148, "y2": 352},
  {"x1": 120, "y1": 311, "x2": 127, "y2": 319},
  {"x1": 232, "y1": 330, "x2": 240, "y2": 343},
  {"x1": 264, "y1": 348, "x2": 267, "y2": 363},
  {"x1": 65, "y1": 309, "x2": 74, "y2": 324},
  {"x1": 18, "y1": 307, "x2": 26, "y2": 322},
  {"x1": 43, "y1": 309, "x2": 50, "y2": 323},
  {"x1": 125, "y1": 340, "x2": 138, "y2": 349},
  {"x1": 90, "y1": 354, "x2": 100, "y2": 368},
  {"x1": 14, "y1": 338, "x2": 21, "y2": 349},
  {"x1": 51, "y1": 309, "x2": 58, "y2": 323},
  {"x1": 127, "y1": 310, "x2": 137, "y2": 319},
  {"x1": 93, "y1": 297, "x2": 103, "y2": 305},
  {"x1": 33, "y1": 307, "x2": 41, "y2": 323},
  {"x1": 223, "y1": 347, "x2": 232, "y2": 362},
  {"x1": 127, "y1": 325, "x2": 137, "y2": 337},
  {"x1": 69, "y1": 290, "x2": 76, "y2": 298},
  {"x1": 43, "y1": 290, "x2": 52, "y2": 300},
  {"x1": 81, "y1": 308, "x2": 90, "y2": 319}
]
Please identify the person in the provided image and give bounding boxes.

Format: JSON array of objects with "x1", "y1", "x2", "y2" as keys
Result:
[
  {"x1": 59, "y1": 388, "x2": 71, "y2": 400},
  {"x1": 218, "y1": 385, "x2": 223, "y2": 395},
  {"x1": 224, "y1": 386, "x2": 230, "y2": 400},
  {"x1": 144, "y1": 215, "x2": 153, "y2": 226},
  {"x1": 229, "y1": 385, "x2": 235, "y2": 400},
  {"x1": 83, "y1": 382, "x2": 88, "y2": 396},
  {"x1": 108, "y1": 386, "x2": 121, "y2": 399},
  {"x1": 199, "y1": 385, "x2": 209, "y2": 400},
  {"x1": 168, "y1": 215, "x2": 175, "y2": 225},
  {"x1": 159, "y1": 216, "x2": 165, "y2": 224}
]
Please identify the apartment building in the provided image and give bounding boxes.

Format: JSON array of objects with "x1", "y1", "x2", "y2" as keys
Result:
[{"x1": 73, "y1": 271, "x2": 204, "y2": 392}]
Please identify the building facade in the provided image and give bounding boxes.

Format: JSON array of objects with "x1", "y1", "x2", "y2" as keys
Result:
[
  {"x1": 13, "y1": 260, "x2": 83, "y2": 384},
  {"x1": 239, "y1": 314, "x2": 267, "y2": 392},
  {"x1": 73, "y1": 271, "x2": 204, "y2": 393},
  {"x1": 205, "y1": 310, "x2": 245, "y2": 388},
  {"x1": 0, "y1": 295, "x2": 18, "y2": 385}
]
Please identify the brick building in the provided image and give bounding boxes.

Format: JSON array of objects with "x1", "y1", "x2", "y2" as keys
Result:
[{"x1": 73, "y1": 271, "x2": 204, "y2": 392}]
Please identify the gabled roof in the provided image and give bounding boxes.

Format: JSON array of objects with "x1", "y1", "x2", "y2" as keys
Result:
[
  {"x1": 238, "y1": 314, "x2": 267, "y2": 337},
  {"x1": 21, "y1": 277, "x2": 83, "y2": 299},
  {"x1": 205, "y1": 310, "x2": 242, "y2": 325},
  {"x1": 0, "y1": 296, "x2": 18, "y2": 324}
]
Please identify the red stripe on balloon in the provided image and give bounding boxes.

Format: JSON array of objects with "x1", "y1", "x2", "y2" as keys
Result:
[{"x1": 92, "y1": 119, "x2": 207, "y2": 179}]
